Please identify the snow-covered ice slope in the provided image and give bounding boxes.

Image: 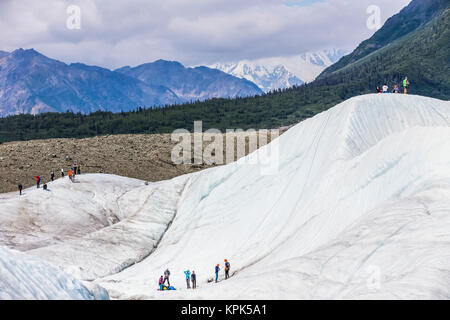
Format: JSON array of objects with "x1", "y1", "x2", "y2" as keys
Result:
[
  {"x1": 96, "y1": 94, "x2": 450, "y2": 299},
  {"x1": 0, "y1": 246, "x2": 108, "y2": 299},
  {"x1": 1, "y1": 94, "x2": 449, "y2": 300},
  {"x1": 0, "y1": 174, "x2": 144, "y2": 250}
]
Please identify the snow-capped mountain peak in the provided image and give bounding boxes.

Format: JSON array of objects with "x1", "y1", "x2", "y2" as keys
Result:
[{"x1": 210, "y1": 49, "x2": 347, "y2": 92}]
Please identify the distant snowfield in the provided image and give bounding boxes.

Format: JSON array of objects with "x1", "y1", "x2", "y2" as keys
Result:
[
  {"x1": 1, "y1": 94, "x2": 449, "y2": 299},
  {"x1": 210, "y1": 49, "x2": 347, "y2": 92}
]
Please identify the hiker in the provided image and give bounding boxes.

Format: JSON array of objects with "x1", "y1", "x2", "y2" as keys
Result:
[
  {"x1": 50, "y1": 172, "x2": 55, "y2": 181},
  {"x1": 184, "y1": 270, "x2": 191, "y2": 289},
  {"x1": 35, "y1": 176, "x2": 40, "y2": 188},
  {"x1": 159, "y1": 275, "x2": 164, "y2": 290},
  {"x1": 382, "y1": 83, "x2": 389, "y2": 93},
  {"x1": 61, "y1": 168, "x2": 64, "y2": 177},
  {"x1": 43, "y1": 183, "x2": 48, "y2": 191},
  {"x1": 77, "y1": 164, "x2": 81, "y2": 175},
  {"x1": 163, "y1": 269, "x2": 171, "y2": 287},
  {"x1": 224, "y1": 259, "x2": 231, "y2": 280},
  {"x1": 73, "y1": 164, "x2": 77, "y2": 177},
  {"x1": 392, "y1": 84, "x2": 399, "y2": 93},
  {"x1": 215, "y1": 264, "x2": 220, "y2": 283},
  {"x1": 18, "y1": 183, "x2": 23, "y2": 195},
  {"x1": 191, "y1": 271, "x2": 197, "y2": 289},
  {"x1": 376, "y1": 86, "x2": 382, "y2": 93},
  {"x1": 403, "y1": 77, "x2": 409, "y2": 94},
  {"x1": 68, "y1": 169, "x2": 73, "y2": 182}
]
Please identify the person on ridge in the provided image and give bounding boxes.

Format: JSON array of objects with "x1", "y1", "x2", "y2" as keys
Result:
[
  {"x1": 184, "y1": 270, "x2": 191, "y2": 289},
  {"x1": 376, "y1": 86, "x2": 382, "y2": 93},
  {"x1": 159, "y1": 275, "x2": 164, "y2": 290},
  {"x1": 18, "y1": 183, "x2": 23, "y2": 195},
  {"x1": 382, "y1": 83, "x2": 388, "y2": 93},
  {"x1": 35, "y1": 175, "x2": 40, "y2": 188},
  {"x1": 50, "y1": 171, "x2": 55, "y2": 181},
  {"x1": 61, "y1": 168, "x2": 64, "y2": 178},
  {"x1": 77, "y1": 164, "x2": 81, "y2": 175},
  {"x1": 191, "y1": 271, "x2": 197, "y2": 289},
  {"x1": 392, "y1": 84, "x2": 399, "y2": 93},
  {"x1": 215, "y1": 264, "x2": 220, "y2": 283},
  {"x1": 403, "y1": 77, "x2": 409, "y2": 94},
  {"x1": 224, "y1": 259, "x2": 231, "y2": 280},
  {"x1": 68, "y1": 169, "x2": 73, "y2": 182},
  {"x1": 163, "y1": 268, "x2": 171, "y2": 287}
]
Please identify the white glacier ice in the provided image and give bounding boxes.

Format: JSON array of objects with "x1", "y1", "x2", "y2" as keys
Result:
[
  {"x1": 0, "y1": 245, "x2": 108, "y2": 299},
  {"x1": 1, "y1": 94, "x2": 449, "y2": 299}
]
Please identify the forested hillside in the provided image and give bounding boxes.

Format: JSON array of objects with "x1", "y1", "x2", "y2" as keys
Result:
[{"x1": 0, "y1": 1, "x2": 448, "y2": 143}]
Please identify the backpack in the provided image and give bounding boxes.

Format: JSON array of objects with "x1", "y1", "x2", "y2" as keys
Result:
[{"x1": 225, "y1": 262, "x2": 230, "y2": 270}]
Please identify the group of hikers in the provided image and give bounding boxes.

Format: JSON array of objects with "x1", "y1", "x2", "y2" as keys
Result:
[
  {"x1": 17, "y1": 163, "x2": 83, "y2": 195},
  {"x1": 66, "y1": 163, "x2": 82, "y2": 182},
  {"x1": 158, "y1": 259, "x2": 231, "y2": 291},
  {"x1": 376, "y1": 77, "x2": 410, "y2": 94}
]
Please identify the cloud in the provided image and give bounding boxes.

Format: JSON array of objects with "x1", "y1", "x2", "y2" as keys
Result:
[{"x1": 0, "y1": 0, "x2": 411, "y2": 69}]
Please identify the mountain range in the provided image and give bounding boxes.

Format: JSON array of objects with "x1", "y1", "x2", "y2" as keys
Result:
[
  {"x1": 0, "y1": 0, "x2": 448, "y2": 142},
  {"x1": 116, "y1": 60, "x2": 262, "y2": 102},
  {"x1": 0, "y1": 50, "x2": 262, "y2": 116},
  {"x1": 210, "y1": 49, "x2": 347, "y2": 92}
]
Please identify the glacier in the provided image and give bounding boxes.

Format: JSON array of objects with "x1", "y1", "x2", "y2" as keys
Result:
[
  {"x1": 0, "y1": 94, "x2": 449, "y2": 299},
  {"x1": 0, "y1": 245, "x2": 108, "y2": 299}
]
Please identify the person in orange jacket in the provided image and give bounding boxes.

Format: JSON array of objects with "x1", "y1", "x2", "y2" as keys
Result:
[{"x1": 68, "y1": 169, "x2": 73, "y2": 182}]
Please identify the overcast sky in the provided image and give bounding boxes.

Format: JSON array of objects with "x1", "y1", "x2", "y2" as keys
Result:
[{"x1": 0, "y1": 0, "x2": 411, "y2": 69}]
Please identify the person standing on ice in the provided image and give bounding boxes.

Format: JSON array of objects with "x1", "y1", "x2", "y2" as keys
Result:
[
  {"x1": 403, "y1": 77, "x2": 409, "y2": 94},
  {"x1": 35, "y1": 175, "x2": 40, "y2": 188},
  {"x1": 382, "y1": 83, "x2": 389, "y2": 93},
  {"x1": 68, "y1": 169, "x2": 73, "y2": 182},
  {"x1": 184, "y1": 270, "x2": 191, "y2": 289},
  {"x1": 224, "y1": 259, "x2": 231, "y2": 279},
  {"x1": 61, "y1": 168, "x2": 64, "y2": 178},
  {"x1": 158, "y1": 275, "x2": 164, "y2": 290},
  {"x1": 77, "y1": 164, "x2": 81, "y2": 175},
  {"x1": 163, "y1": 268, "x2": 171, "y2": 287},
  {"x1": 191, "y1": 271, "x2": 197, "y2": 289},
  {"x1": 50, "y1": 171, "x2": 55, "y2": 182},
  {"x1": 215, "y1": 264, "x2": 220, "y2": 283},
  {"x1": 18, "y1": 183, "x2": 23, "y2": 195}
]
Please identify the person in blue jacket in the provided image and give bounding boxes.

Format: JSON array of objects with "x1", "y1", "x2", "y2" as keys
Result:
[
  {"x1": 215, "y1": 264, "x2": 220, "y2": 283},
  {"x1": 184, "y1": 270, "x2": 191, "y2": 289},
  {"x1": 224, "y1": 259, "x2": 231, "y2": 279}
]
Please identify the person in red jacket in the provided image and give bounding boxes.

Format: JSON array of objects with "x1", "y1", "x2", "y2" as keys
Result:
[{"x1": 35, "y1": 176, "x2": 40, "y2": 188}]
